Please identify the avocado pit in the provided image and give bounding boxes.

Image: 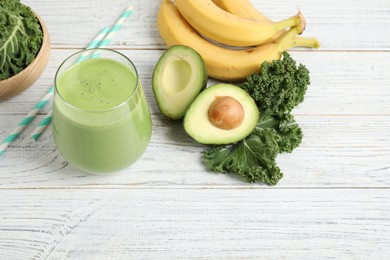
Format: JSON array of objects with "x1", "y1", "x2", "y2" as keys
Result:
[{"x1": 208, "y1": 96, "x2": 244, "y2": 130}]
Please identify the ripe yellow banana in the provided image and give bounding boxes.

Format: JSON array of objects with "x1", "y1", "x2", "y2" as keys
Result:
[
  {"x1": 175, "y1": 0, "x2": 305, "y2": 47},
  {"x1": 212, "y1": 0, "x2": 283, "y2": 43},
  {"x1": 158, "y1": 0, "x2": 307, "y2": 81},
  {"x1": 212, "y1": 0, "x2": 320, "y2": 48},
  {"x1": 212, "y1": 0, "x2": 270, "y2": 21}
]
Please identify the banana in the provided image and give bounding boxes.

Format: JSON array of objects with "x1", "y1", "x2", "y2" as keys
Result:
[
  {"x1": 212, "y1": 0, "x2": 320, "y2": 47},
  {"x1": 212, "y1": 0, "x2": 283, "y2": 43},
  {"x1": 157, "y1": 0, "x2": 309, "y2": 81},
  {"x1": 212, "y1": 0, "x2": 270, "y2": 21},
  {"x1": 175, "y1": 0, "x2": 305, "y2": 47}
]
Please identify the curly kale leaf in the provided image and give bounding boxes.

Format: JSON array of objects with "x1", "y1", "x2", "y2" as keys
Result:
[
  {"x1": 203, "y1": 53, "x2": 309, "y2": 185},
  {"x1": 277, "y1": 113, "x2": 303, "y2": 153},
  {"x1": 204, "y1": 128, "x2": 282, "y2": 185},
  {"x1": 240, "y1": 52, "x2": 310, "y2": 117},
  {"x1": 203, "y1": 109, "x2": 302, "y2": 185},
  {"x1": 256, "y1": 108, "x2": 303, "y2": 153},
  {"x1": 0, "y1": 0, "x2": 43, "y2": 80}
]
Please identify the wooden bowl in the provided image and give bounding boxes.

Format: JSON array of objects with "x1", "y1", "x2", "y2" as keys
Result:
[{"x1": 0, "y1": 13, "x2": 51, "y2": 100}]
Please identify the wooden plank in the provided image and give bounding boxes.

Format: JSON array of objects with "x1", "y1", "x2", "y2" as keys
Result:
[
  {"x1": 0, "y1": 114, "x2": 389, "y2": 188},
  {"x1": 21, "y1": 0, "x2": 390, "y2": 50},
  {"x1": 1, "y1": 50, "x2": 390, "y2": 116},
  {"x1": 0, "y1": 189, "x2": 389, "y2": 259}
]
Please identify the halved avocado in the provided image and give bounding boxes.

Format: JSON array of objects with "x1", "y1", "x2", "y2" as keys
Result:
[
  {"x1": 184, "y1": 83, "x2": 259, "y2": 144},
  {"x1": 152, "y1": 45, "x2": 207, "y2": 120}
]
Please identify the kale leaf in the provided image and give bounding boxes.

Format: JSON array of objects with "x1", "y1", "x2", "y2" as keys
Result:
[
  {"x1": 203, "y1": 52, "x2": 309, "y2": 185},
  {"x1": 241, "y1": 52, "x2": 310, "y2": 117},
  {"x1": 0, "y1": 0, "x2": 43, "y2": 80},
  {"x1": 204, "y1": 109, "x2": 302, "y2": 185},
  {"x1": 255, "y1": 108, "x2": 303, "y2": 154},
  {"x1": 204, "y1": 131, "x2": 283, "y2": 185}
]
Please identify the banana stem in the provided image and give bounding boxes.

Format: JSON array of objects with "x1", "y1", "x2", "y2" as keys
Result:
[
  {"x1": 275, "y1": 26, "x2": 302, "y2": 52},
  {"x1": 292, "y1": 36, "x2": 320, "y2": 49},
  {"x1": 273, "y1": 11, "x2": 306, "y2": 34}
]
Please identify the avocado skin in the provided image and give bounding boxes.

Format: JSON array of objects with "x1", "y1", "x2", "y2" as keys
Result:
[
  {"x1": 184, "y1": 83, "x2": 259, "y2": 145},
  {"x1": 152, "y1": 45, "x2": 207, "y2": 120}
]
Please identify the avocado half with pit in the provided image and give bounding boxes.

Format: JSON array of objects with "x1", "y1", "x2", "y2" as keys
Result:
[
  {"x1": 184, "y1": 83, "x2": 259, "y2": 144},
  {"x1": 152, "y1": 45, "x2": 207, "y2": 120}
]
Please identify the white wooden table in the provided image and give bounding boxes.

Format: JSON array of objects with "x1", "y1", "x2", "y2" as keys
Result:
[{"x1": 1, "y1": 0, "x2": 389, "y2": 259}]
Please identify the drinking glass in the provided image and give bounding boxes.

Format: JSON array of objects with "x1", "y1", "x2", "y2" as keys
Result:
[{"x1": 52, "y1": 49, "x2": 152, "y2": 173}]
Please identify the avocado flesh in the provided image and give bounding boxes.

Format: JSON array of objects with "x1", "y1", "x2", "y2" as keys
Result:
[
  {"x1": 152, "y1": 45, "x2": 207, "y2": 120},
  {"x1": 184, "y1": 84, "x2": 259, "y2": 145}
]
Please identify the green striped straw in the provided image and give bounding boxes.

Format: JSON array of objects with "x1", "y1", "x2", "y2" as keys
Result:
[
  {"x1": 30, "y1": 111, "x2": 52, "y2": 141},
  {"x1": 30, "y1": 5, "x2": 134, "y2": 142},
  {"x1": 0, "y1": 88, "x2": 54, "y2": 156},
  {"x1": 0, "y1": 27, "x2": 111, "y2": 156},
  {"x1": 94, "y1": 5, "x2": 134, "y2": 51}
]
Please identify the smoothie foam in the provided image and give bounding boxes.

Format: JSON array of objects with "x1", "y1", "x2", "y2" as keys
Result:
[{"x1": 57, "y1": 58, "x2": 135, "y2": 111}]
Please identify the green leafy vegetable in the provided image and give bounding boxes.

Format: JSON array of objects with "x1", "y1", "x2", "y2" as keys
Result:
[
  {"x1": 204, "y1": 115, "x2": 283, "y2": 185},
  {"x1": 203, "y1": 52, "x2": 310, "y2": 185},
  {"x1": 0, "y1": 0, "x2": 43, "y2": 80},
  {"x1": 240, "y1": 52, "x2": 310, "y2": 117}
]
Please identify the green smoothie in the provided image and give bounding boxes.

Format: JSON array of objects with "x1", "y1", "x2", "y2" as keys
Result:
[{"x1": 52, "y1": 57, "x2": 152, "y2": 173}]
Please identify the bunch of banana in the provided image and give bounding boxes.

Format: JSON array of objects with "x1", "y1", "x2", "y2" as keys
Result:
[{"x1": 157, "y1": 0, "x2": 319, "y2": 81}]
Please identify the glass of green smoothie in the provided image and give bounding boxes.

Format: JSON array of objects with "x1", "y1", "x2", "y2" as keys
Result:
[{"x1": 52, "y1": 49, "x2": 152, "y2": 174}]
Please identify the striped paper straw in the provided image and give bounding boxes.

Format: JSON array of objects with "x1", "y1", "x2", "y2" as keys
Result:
[
  {"x1": 30, "y1": 111, "x2": 52, "y2": 141},
  {"x1": 95, "y1": 5, "x2": 134, "y2": 49},
  {"x1": 90, "y1": 5, "x2": 134, "y2": 58},
  {"x1": 75, "y1": 26, "x2": 112, "y2": 63},
  {"x1": 0, "y1": 88, "x2": 54, "y2": 156},
  {"x1": 0, "y1": 27, "x2": 111, "y2": 155},
  {"x1": 31, "y1": 5, "x2": 134, "y2": 141}
]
